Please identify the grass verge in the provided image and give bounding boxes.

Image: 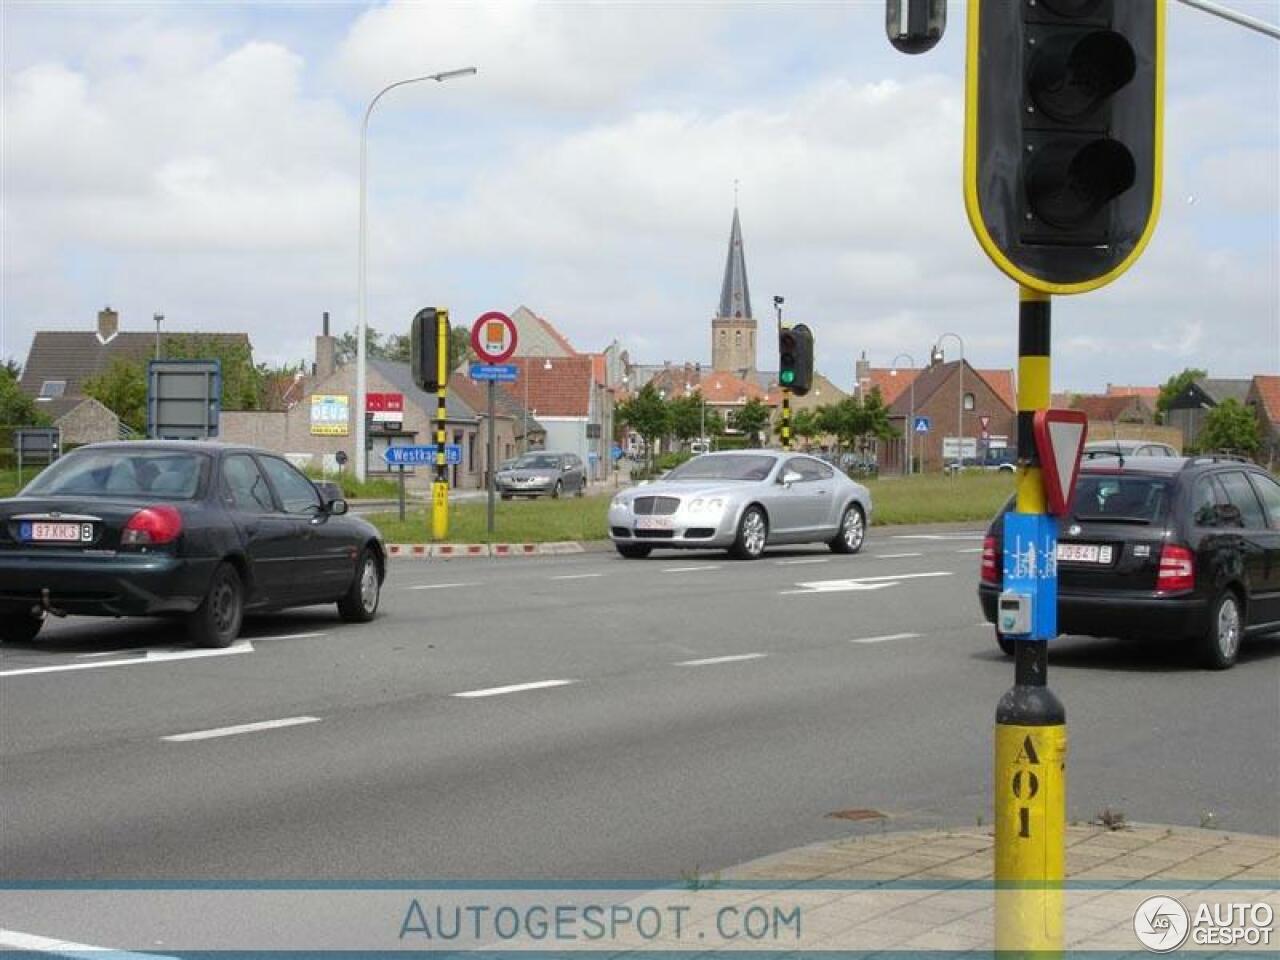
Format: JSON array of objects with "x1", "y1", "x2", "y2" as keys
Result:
[{"x1": 367, "y1": 473, "x2": 1013, "y2": 543}]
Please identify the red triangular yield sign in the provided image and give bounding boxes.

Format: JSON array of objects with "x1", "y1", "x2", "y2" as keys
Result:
[{"x1": 1032, "y1": 409, "x2": 1089, "y2": 515}]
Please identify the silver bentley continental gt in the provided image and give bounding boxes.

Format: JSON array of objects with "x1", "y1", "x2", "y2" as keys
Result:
[{"x1": 608, "y1": 450, "x2": 872, "y2": 560}]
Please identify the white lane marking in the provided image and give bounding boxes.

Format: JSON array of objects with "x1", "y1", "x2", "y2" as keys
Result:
[
  {"x1": 406, "y1": 582, "x2": 478, "y2": 591},
  {"x1": 851, "y1": 632, "x2": 922, "y2": 645},
  {"x1": 452, "y1": 679, "x2": 577, "y2": 699},
  {"x1": 876, "y1": 552, "x2": 923, "y2": 558},
  {"x1": 662, "y1": 565, "x2": 721, "y2": 573},
  {"x1": 0, "y1": 928, "x2": 179, "y2": 960},
  {"x1": 77, "y1": 649, "x2": 142, "y2": 658},
  {"x1": 550, "y1": 573, "x2": 605, "y2": 580},
  {"x1": 782, "y1": 571, "x2": 954, "y2": 595},
  {"x1": 954, "y1": 547, "x2": 983, "y2": 554},
  {"x1": 0, "y1": 642, "x2": 253, "y2": 678},
  {"x1": 162, "y1": 715, "x2": 321, "y2": 742},
  {"x1": 677, "y1": 653, "x2": 768, "y2": 667},
  {"x1": 775, "y1": 557, "x2": 832, "y2": 566},
  {"x1": 892, "y1": 533, "x2": 985, "y2": 541}
]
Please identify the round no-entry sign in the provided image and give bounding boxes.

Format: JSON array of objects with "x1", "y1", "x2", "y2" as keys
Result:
[{"x1": 470, "y1": 311, "x2": 518, "y2": 364}]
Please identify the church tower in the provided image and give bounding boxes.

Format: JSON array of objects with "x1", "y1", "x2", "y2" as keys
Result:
[{"x1": 710, "y1": 206, "x2": 757, "y2": 375}]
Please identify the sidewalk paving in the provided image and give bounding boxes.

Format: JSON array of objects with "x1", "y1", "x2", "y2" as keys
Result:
[{"x1": 685, "y1": 822, "x2": 1279, "y2": 953}]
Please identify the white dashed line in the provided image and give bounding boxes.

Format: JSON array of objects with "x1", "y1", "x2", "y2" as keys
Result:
[
  {"x1": 775, "y1": 557, "x2": 832, "y2": 566},
  {"x1": 406, "y1": 582, "x2": 478, "y2": 591},
  {"x1": 0, "y1": 928, "x2": 179, "y2": 960},
  {"x1": 0, "y1": 642, "x2": 253, "y2": 678},
  {"x1": 162, "y1": 715, "x2": 321, "y2": 742},
  {"x1": 452, "y1": 679, "x2": 577, "y2": 699},
  {"x1": 876, "y1": 552, "x2": 923, "y2": 559},
  {"x1": 850, "y1": 632, "x2": 922, "y2": 645},
  {"x1": 550, "y1": 573, "x2": 605, "y2": 580},
  {"x1": 662, "y1": 565, "x2": 721, "y2": 573},
  {"x1": 954, "y1": 547, "x2": 984, "y2": 554},
  {"x1": 677, "y1": 653, "x2": 768, "y2": 667}
]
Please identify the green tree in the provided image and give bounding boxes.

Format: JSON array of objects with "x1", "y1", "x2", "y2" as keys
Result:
[
  {"x1": 1156, "y1": 367, "x2": 1207, "y2": 422},
  {"x1": 731, "y1": 397, "x2": 771, "y2": 445},
  {"x1": 1196, "y1": 398, "x2": 1260, "y2": 455},
  {"x1": 791, "y1": 408, "x2": 820, "y2": 445},
  {"x1": 164, "y1": 334, "x2": 263, "y2": 411},
  {"x1": 1, "y1": 364, "x2": 46, "y2": 426},
  {"x1": 335, "y1": 326, "x2": 386, "y2": 365},
  {"x1": 668, "y1": 392, "x2": 708, "y2": 446},
  {"x1": 615, "y1": 383, "x2": 670, "y2": 466},
  {"x1": 83, "y1": 358, "x2": 147, "y2": 433},
  {"x1": 449, "y1": 325, "x2": 474, "y2": 371},
  {"x1": 813, "y1": 389, "x2": 898, "y2": 457}
]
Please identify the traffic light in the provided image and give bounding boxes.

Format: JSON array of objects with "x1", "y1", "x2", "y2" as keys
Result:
[
  {"x1": 886, "y1": 0, "x2": 947, "y2": 55},
  {"x1": 964, "y1": 1, "x2": 1163, "y2": 294},
  {"x1": 778, "y1": 323, "x2": 814, "y2": 397},
  {"x1": 411, "y1": 307, "x2": 449, "y2": 392}
]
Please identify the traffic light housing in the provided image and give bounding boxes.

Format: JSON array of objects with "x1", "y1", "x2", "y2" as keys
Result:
[
  {"x1": 778, "y1": 323, "x2": 814, "y2": 397},
  {"x1": 411, "y1": 307, "x2": 449, "y2": 392},
  {"x1": 886, "y1": 0, "x2": 947, "y2": 55},
  {"x1": 964, "y1": 1, "x2": 1163, "y2": 294}
]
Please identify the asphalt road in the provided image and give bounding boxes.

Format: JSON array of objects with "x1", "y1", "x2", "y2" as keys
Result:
[{"x1": 2, "y1": 525, "x2": 1277, "y2": 886}]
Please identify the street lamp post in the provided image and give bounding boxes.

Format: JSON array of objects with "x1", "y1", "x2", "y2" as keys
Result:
[
  {"x1": 934, "y1": 332, "x2": 965, "y2": 472},
  {"x1": 355, "y1": 66, "x2": 477, "y2": 482},
  {"x1": 891, "y1": 352, "x2": 916, "y2": 476}
]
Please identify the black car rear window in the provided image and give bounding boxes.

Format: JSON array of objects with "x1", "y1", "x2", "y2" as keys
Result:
[
  {"x1": 1073, "y1": 475, "x2": 1170, "y2": 524},
  {"x1": 23, "y1": 450, "x2": 207, "y2": 500}
]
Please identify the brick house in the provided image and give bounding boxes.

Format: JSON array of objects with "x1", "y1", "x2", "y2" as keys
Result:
[
  {"x1": 1165, "y1": 378, "x2": 1252, "y2": 451},
  {"x1": 883, "y1": 360, "x2": 1017, "y2": 472},
  {"x1": 1246, "y1": 375, "x2": 1280, "y2": 469},
  {"x1": 18, "y1": 306, "x2": 250, "y2": 444},
  {"x1": 1071, "y1": 393, "x2": 1158, "y2": 425}
]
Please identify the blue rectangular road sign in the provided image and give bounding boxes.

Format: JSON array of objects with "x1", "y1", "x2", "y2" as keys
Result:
[
  {"x1": 1002, "y1": 512, "x2": 1058, "y2": 640},
  {"x1": 383, "y1": 445, "x2": 462, "y2": 466},
  {"x1": 469, "y1": 363, "x2": 518, "y2": 382},
  {"x1": 914, "y1": 416, "x2": 931, "y2": 434}
]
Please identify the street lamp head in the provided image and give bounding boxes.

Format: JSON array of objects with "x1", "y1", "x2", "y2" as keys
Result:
[
  {"x1": 433, "y1": 67, "x2": 478, "y2": 82},
  {"x1": 543, "y1": 358, "x2": 553, "y2": 370}
]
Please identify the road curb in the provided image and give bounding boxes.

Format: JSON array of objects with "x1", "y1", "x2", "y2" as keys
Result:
[{"x1": 387, "y1": 542, "x2": 584, "y2": 559}]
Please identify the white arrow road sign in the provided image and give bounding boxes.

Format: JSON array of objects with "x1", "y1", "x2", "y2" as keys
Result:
[{"x1": 781, "y1": 570, "x2": 954, "y2": 595}]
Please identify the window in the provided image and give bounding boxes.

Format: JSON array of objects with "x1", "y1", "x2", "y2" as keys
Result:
[
  {"x1": 222, "y1": 455, "x2": 275, "y2": 513},
  {"x1": 735, "y1": 331, "x2": 742, "y2": 347},
  {"x1": 963, "y1": 393, "x2": 976, "y2": 411},
  {"x1": 38, "y1": 380, "x2": 66, "y2": 399},
  {"x1": 1248, "y1": 472, "x2": 1280, "y2": 529},
  {"x1": 784, "y1": 457, "x2": 823, "y2": 482},
  {"x1": 24, "y1": 450, "x2": 205, "y2": 499},
  {"x1": 258, "y1": 456, "x2": 320, "y2": 515},
  {"x1": 1218, "y1": 472, "x2": 1267, "y2": 529},
  {"x1": 1074, "y1": 475, "x2": 1170, "y2": 524}
]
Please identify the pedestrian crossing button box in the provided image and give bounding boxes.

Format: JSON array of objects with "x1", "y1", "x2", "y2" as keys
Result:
[{"x1": 998, "y1": 591, "x2": 1032, "y2": 637}]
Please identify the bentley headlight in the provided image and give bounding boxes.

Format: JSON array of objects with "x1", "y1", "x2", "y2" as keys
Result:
[
  {"x1": 610, "y1": 494, "x2": 629, "y2": 510},
  {"x1": 687, "y1": 497, "x2": 725, "y2": 514}
]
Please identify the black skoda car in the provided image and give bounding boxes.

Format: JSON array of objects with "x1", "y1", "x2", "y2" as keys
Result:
[
  {"x1": 979, "y1": 456, "x2": 1280, "y2": 669},
  {"x1": 0, "y1": 442, "x2": 387, "y2": 648}
]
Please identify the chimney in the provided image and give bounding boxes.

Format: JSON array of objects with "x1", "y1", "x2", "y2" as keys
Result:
[
  {"x1": 97, "y1": 306, "x2": 119, "y2": 343},
  {"x1": 315, "y1": 310, "x2": 336, "y2": 379},
  {"x1": 854, "y1": 351, "x2": 871, "y2": 400}
]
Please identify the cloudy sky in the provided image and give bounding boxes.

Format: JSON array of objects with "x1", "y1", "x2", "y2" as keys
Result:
[{"x1": 2, "y1": 1, "x2": 1277, "y2": 392}]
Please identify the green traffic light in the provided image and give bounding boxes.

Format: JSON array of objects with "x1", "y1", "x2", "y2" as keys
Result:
[{"x1": 780, "y1": 370, "x2": 795, "y2": 385}]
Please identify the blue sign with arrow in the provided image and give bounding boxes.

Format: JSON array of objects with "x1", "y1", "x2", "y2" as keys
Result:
[{"x1": 383, "y1": 445, "x2": 462, "y2": 466}]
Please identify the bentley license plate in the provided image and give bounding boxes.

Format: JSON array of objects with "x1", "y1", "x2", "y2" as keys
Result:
[
  {"x1": 1056, "y1": 543, "x2": 1113, "y2": 564},
  {"x1": 635, "y1": 516, "x2": 673, "y2": 530}
]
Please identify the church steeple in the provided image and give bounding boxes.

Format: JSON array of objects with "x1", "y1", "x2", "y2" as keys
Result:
[
  {"x1": 711, "y1": 205, "x2": 758, "y2": 374},
  {"x1": 717, "y1": 206, "x2": 752, "y2": 320}
]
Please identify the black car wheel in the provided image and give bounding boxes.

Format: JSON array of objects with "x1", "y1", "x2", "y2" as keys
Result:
[
  {"x1": 1200, "y1": 589, "x2": 1243, "y2": 670},
  {"x1": 187, "y1": 562, "x2": 244, "y2": 649},
  {"x1": 729, "y1": 506, "x2": 768, "y2": 560},
  {"x1": 829, "y1": 505, "x2": 866, "y2": 554},
  {"x1": 338, "y1": 548, "x2": 381, "y2": 623},
  {"x1": 616, "y1": 544, "x2": 651, "y2": 559},
  {"x1": 552, "y1": 480, "x2": 563, "y2": 499},
  {"x1": 0, "y1": 611, "x2": 44, "y2": 644}
]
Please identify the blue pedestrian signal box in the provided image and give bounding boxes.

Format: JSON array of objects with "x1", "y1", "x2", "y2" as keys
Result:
[
  {"x1": 914, "y1": 416, "x2": 931, "y2": 434},
  {"x1": 384, "y1": 445, "x2": 462, "y2": 466}
]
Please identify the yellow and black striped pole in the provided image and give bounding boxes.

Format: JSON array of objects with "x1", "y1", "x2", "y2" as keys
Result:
[
  {"x1": 431, "y1": 309, "x2": 450, "y2": 541},
  {"x1": 780, "y1": 389, "x2": 792, "y2": 451},
  {"x1": 995, "y1": 286, "x2": 1066, "y2": 954}
]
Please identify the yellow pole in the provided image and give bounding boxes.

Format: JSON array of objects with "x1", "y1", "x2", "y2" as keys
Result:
[
  {"x1": 995, "y1": 285, "x2": 1065, "y2": 956},
  {"x1": 780, "y1": 389, "x2": 792, "y2": 450},
  {"x1": 431, "y1": 309, "x2": 450, "y2": 541}
]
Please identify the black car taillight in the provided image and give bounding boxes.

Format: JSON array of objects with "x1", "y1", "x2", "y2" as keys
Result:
[
  {"x1": 122, "y1": 505, "x2": 183, "y2": 546},
  {"x1": 981, "y1": 534, "x2": 1001, "y2": 586},
  {"x1": 1156, "y1": 543, "x2": 1195, "y2": 594}
]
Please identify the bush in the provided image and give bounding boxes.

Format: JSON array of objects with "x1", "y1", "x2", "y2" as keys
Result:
[{"x1": 303, "y1": 467, "x2": 400, "y2": 499}]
